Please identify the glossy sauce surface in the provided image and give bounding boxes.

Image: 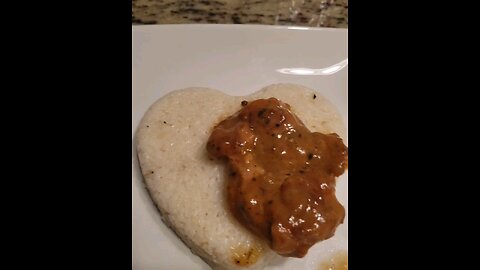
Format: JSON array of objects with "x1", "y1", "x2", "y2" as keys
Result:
[{"x1": 207, "y1": 98, "x2": 348, "y2": 258}]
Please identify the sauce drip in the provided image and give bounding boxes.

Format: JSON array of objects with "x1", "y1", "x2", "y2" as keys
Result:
[
  {"x1": 207, "y1": 98, "x2": 348, "y2": 258},
  {"x1": 319, "y1": 250, "x2": 348, "y2": 270},
  {"x1": 230, "y1": 243, "x2": 263, "y2": 266}
]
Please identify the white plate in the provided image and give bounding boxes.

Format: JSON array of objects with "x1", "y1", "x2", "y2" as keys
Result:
[{"x1": 132, "y1": 24, "x2": 348, "y2": 270}]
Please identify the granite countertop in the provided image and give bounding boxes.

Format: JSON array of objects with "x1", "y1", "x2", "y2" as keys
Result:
[{"x1": 132, "y1": 0, "x2": 348, "y2": 28}]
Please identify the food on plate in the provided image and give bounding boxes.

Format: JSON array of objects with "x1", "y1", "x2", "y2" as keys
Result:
[
  {"x1": 136, "y1": 84, "x2": 347, "y2": 269},
  {"x1": 207, "y1": 98, "x2": 347, "y2": 258}
]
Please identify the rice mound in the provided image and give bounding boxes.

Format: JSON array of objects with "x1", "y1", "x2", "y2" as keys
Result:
[{"x1": 136, "y1": 84, "x2": 346, "y2": 270}]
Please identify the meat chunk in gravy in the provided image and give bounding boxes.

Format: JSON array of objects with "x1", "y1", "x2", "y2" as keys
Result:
[{"x1": 207, "y1": 98, "x2": 348, "y2": 258}]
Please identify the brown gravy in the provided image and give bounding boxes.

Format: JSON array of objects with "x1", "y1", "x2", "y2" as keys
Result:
[{"x1": 207, "y1": 98, "x2": 348, "y2": 257}]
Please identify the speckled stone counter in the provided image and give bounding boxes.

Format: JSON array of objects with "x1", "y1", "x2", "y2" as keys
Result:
[{"x1": 132, "y1": 0, "x2": 348, "y2": 28}]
